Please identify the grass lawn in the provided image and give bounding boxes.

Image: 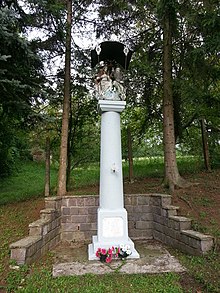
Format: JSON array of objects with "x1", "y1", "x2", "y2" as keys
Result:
[{"x1": 0, "y1": 157, "x2": 220, "y2": 292}]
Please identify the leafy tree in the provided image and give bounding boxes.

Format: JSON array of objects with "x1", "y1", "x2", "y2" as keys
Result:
[{"x1": 0, "y1": 6, "x2": 44, "y2": 176}]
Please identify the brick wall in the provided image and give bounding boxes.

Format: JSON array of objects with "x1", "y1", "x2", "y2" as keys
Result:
[
  {"x1": 10, "y1": 197, "x2": 62, "y2": 265},
  {"x1": 10, "y1": 194, "x2": 214, "y2": 265},
  {"x1": 61, "y1": 195, "x2": 154, "y2": 243}
]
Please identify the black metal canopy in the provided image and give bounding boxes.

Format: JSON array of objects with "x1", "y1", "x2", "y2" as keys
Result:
[{"x1": 91, "y1": 41, "x2": 133, "y2": 70}]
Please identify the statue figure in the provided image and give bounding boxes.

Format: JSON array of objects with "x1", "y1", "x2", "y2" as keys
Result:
[{"x1": 95, "y1": 62, "x2": 125, "y2": 101}]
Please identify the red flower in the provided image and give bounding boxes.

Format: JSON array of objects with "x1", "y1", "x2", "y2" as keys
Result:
[{"x1": 106, "y1": 256, "x2": 112, "y2": 263}]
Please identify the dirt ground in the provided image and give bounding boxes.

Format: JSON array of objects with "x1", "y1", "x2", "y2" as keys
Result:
[{"x1": 0, "y1": 169, "x2": 220, "y2": 291}]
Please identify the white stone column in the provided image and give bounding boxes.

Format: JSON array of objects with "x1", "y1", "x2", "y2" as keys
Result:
[
  {"x1": 88, "y1": 100, "x2": 139, "y2": 260},
  {"x1": 99, "y1": 101, "x2": 124, "y2": 209}
]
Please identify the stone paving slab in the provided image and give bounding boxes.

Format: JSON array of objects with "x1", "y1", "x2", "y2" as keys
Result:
[{"x1": 52, "y1": 240, "x2": 186, "y2": 277}]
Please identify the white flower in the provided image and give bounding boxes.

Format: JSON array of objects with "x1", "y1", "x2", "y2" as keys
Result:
[{"x1": 126, "y1": 249, "x2": 131, "y2": 255}]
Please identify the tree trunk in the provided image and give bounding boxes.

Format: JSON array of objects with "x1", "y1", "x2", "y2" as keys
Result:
[
  {"x1": 57, "y1": 0, "x2": 72, "y2": 196},
  {"x1": 66, "y1": 103, "x2": 73, "y2": 190},
  {"x1": 127, "y1": 127, "x2": 134, "y2": 183},
  {"x1": 162, "y1": 9, "x2": 188, "y2": 192},
  {"x1": 200, "y1": 119, "x2": 211, "y2": 171},
  {"x1": 44, "y1": 135, "x2": 50, "y2": 197}
]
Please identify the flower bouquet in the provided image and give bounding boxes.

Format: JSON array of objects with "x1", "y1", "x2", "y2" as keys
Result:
[
  {"x1": 96, "y1": 247, "x2": 116, "y2": 263},
  {"x1": 118, "y1": 244, "x2": 132, "y2": 260},
  {"x1": 96, "y1": 244, "x2": 132, "y2": 263}
]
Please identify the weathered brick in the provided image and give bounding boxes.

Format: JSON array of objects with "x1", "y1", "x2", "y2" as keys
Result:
[
  {"x1": 125, "y1": 195, "x2": 137, "y2": 205},
  {"x1": 95, "y1": 197, "x2": 99, "y2": 206},
  {"x1": 11, "y1": 248, "x2": 27, "y2": 264},
  {"x1": 26, "y1": 249, "x2": 42, "y2": 265},
  {"x1": 161, "y1": 205, "x2": 179, "y2": 217},
  {"x1": 40, "y1": 209, "x2": 56, "y2": 221},
  {"x1": 135, "y1": 221, "x2": 152, "y2": 230},
  {"x1": 76, "y1": 197, "x2": 85, "y2": 206},
  {"x1": 163, "y1": 226, "x2": 176, "y2": 239},
  {"x1": 128, "y1": 221, "x2": 135, "y2": 229},
  {"x1": 127, "y1": 213, "x2": 136, "y2": 222},
  {"x1": 62, "y1": 198, "x2": 69, "y2": 207},
  {"x1": 169, "y1": 216, "x2": 191, "y2": 231},
  {"x1": 133, "y1": 206, "x2": 143, "y2": 214},
  {"x1": 51, "y1": 218, "x2": 60, "y2": 230},
  {"x1": 153, "y1": 230, "x2": 165, "y2": 243},
  {"x1": 29, "y1": 226, "x2": 42, "y2": 236},
  {"x1": 78, "y1": 207, "x2": 89, "y2": 215},
  {"x1": 87, "y1": 214, "x2": 97, "y2": 223},
  {"x1": 167, "y1": 218, "x2": 179, "y2": 230},
  {"x1": 178, "y1": 242, "x2": 199, "y2": 255},
  {"x1": 62, "y1": 207, "x2": 70, "y2": 215},
  {"x1": 45, "y1": 199, "x2": 56, "y2": 209},
  {"x1": 85, "y1": 197, "x2": 96, "y2": 206},
  {"x1": 68, "y1": 197, "x2": 77, "y2": 206},
  {"x1": 137, "y1": 196, "x2": 150, "y2": 205},
  {"x1": 69, "y1": 207, "x2": 78, "y2": 215},
  {"x1": 161, "y1": 196, "x2": 172, "y2": 206},
  {"x1": 80, "y1": 223, "x2": 92, "y2": 231},
  {"x1": 43, "y1": 227, "x2": 60, "y2": 244},
  {"x1": 125, "y1": 205, "x2": 133, "y2": 214},
  {"x1": 90, "y1": 222, "x2": 97, "y2": 231},
  {"x1": 188, "y1": 237, "x2": 200, "y2": 249},
  {"x1": 153, "y1": 214, "x2": 168, "y2": 226},
  {"x1": 151, "y1": 197, "x2": 160, "y2": 206},
  {"x1": 154, "y1": 222, "x2": 164, "y2": 233},
  {"x1": 201, "y1": 239, "x2": 213, "y2": 253},
  {"x1": 62, "y1": 223, "x2": 79, "y2": 232},
  {"x1": 45, "y1": 197, "x2": 62, "y2": 210},
  {"x1": 124, "y1": 196, "x2": 132, "y2": 205},
  {"x1": 88, "y1": 207, "x2": 97, "y2": 214},
  {"x1": 140, "y1": 213, "x2": 152, "y2": 222},
  {"x1": 142, "y1": 205, "x2": 151, "y2": 213},
  {"x1": 71, "y1": 215, "x2": 87, "y2": 223},
  {"x1": 152, "y1": 206, "x2": 161, "y2": 215}
]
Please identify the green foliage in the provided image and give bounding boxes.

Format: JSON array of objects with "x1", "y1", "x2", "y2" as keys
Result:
[
  {"x1": 177, "y1": 250, "x2": 220, "y2": 292},
  {"x1": 0, "y1": 7, "x2": 45, "y2": 176},
  {"x1": 6, "y1": 267, "x2": 183, "y2": 292},
  {"x1": 0, "y1": 161, "x2": 57, "y2": 205}
]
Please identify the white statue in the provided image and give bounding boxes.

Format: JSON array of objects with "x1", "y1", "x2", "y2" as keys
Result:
[{"x1": 95, "y1": 62, "x2": 125, "y2": 101}]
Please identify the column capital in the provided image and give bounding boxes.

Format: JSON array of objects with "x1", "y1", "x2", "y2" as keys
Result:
[{"x1": 98, "y1": 100, "x2": 126, "y2": 113}]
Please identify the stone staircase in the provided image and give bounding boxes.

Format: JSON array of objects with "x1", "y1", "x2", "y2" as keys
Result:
[{"x1": 152, "y1": 194, "x2": 213, "y2": 255}]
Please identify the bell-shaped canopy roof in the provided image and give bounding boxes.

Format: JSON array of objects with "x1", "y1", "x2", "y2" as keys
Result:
[{"x1": 91, "y1": 41, "x2": 133, "y2": 70}]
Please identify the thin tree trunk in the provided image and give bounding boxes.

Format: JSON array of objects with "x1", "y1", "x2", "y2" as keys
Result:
[
  {"x1": 57, "y1": 0, "x2": 72, "y2": 196},
  {"x1": 200, "y1": 119, "x2": 211, "y2": 171},
  {"x1": 44, "y1": 135, "x2": 50, "y2": 197},
  {"x1": 66, "y1": 103, "x2": 73, "y2": 190},
  {"x1": 127, "y1": 127, "x2": 134, "y2": 183},
  {"x1": 162, "y1": 9, "x2": 189, "y2": 192}
]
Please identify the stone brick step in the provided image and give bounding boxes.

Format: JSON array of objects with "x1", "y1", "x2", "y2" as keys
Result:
[
  {"x1": 40, "y1": 208, "x2": 59, "y2": 221},
  {"x1": 29, "y1": 218, "x2": 51, "y2": 236},
  {"x1": 168, "y1": 216, "x2": 192, "y2": 231},
  {"x1": 162, "y1": 205, "x2": 180, "y2": 217},
  {"x1": 10, "y1": 236, "x2": 42, "y2": 265},
  {"x1": 181, "y1": 230, "x2": 214, "y2": 253}
]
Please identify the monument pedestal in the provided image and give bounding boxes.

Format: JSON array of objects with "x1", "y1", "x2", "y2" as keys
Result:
[{"x1": 88, "y1": 100, "x2": 139, "y2": 260}]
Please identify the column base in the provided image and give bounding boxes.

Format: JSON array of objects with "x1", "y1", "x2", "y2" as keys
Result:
[
  {"x1": 88, "y1": 236, "x2": 140, "y2": 260},
  {"x1": 88, "y1": 207, "x2": 139, "y2": 260}
]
